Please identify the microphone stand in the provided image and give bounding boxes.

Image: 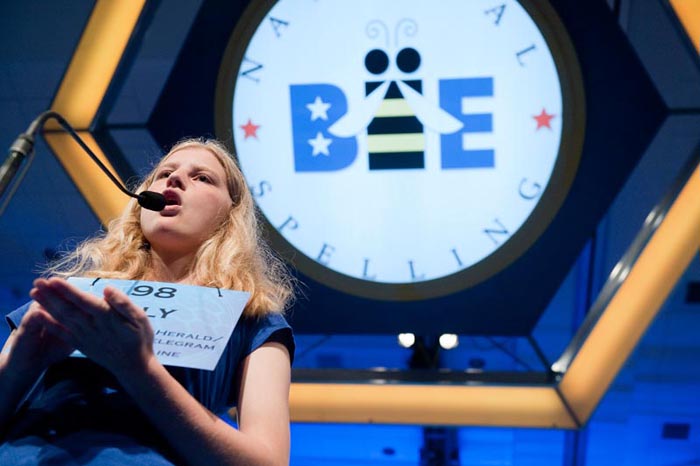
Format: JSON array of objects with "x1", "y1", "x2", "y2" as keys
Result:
[
  {"x1": 0, "y1": 132, "x2": 35, "y2": 216},
  {"x1": 0, "y1": 111, "x2": 165, "y2": 216}
]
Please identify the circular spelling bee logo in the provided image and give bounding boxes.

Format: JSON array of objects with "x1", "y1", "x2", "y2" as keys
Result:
[{"x1": 216, "y1": 0, "x2": 584, "y2": 299}]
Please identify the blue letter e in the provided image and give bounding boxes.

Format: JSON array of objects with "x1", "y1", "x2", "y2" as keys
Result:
[{"x1": 439, "y1": 78, "x2": 495, "y2": 170}]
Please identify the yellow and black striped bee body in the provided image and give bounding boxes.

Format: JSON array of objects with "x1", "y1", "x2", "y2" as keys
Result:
[{"x1": 366, "y1": 80, "x2": 424, "y2": 170}]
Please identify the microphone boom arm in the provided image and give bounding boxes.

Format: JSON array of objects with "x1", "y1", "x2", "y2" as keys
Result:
[{"x1": 0, "y1": 111, "x2": 165, "y2": 216}]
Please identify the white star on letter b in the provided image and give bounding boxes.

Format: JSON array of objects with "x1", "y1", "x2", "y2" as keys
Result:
[
  {"x1": 306, "y1": 96, "x2": 331, "y2": 121},
  {"x1": 308, "y1": 132, "x2": 332, "y2": 156}
]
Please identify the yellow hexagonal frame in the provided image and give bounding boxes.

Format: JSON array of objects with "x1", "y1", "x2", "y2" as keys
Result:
[{"x1": 46, "y1": 0, "x2": 700, "y2": 428}]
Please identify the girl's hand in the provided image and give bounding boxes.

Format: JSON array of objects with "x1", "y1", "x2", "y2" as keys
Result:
[
  {"x1": 3, "y1": 302, "x2": 74, "y2": 376},
  {"x1": 30, "y1": 278, "x2": 156, "y2": 380}
]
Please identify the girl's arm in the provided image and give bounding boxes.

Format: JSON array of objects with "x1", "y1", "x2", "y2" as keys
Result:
[
  {"x1": 0, "y1": 305, "x2": 74, "y2": 437},
  {"x1": 119, "y1": 342, "x2": 291, "y2": 466}
]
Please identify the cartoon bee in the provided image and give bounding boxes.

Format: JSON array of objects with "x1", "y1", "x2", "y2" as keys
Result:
[{"x1": 329, "y1": 19, "x2": 463, "y2": 170}]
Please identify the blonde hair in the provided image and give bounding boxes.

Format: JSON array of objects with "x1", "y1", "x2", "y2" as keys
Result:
[{"x1": 46, "y1": 138, "x2": 293, "y2": 317}]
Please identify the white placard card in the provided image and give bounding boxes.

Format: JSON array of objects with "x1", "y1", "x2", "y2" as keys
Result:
[{"x1": 68, "y1": 277, "x2": 250, "y2": 371}]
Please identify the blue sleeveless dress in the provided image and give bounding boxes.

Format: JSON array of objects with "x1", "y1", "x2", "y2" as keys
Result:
[{"x1": 1, "y1": 303, "x2": 294, "y2": 465}]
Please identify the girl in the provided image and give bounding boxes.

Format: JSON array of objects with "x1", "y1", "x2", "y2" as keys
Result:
[{"x1": 0, "y1": 139, "x2": 294, "y2": 465}]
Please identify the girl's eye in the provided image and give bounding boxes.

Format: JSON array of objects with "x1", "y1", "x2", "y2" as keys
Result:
[
  {"x1": 197, "y1": 175, "x2": 211, "y2": 183},
  {"x1": 158, "y1": 171, "x2": 171, "y2": 179}
]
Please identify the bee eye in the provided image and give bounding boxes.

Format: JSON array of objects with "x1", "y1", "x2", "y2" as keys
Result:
[
  {"x1": 396, "y1": 47, "x2": 420, "y2": 73},
  {"x1": 365, "y1": 49, "x2": 389, "y2": 75}
]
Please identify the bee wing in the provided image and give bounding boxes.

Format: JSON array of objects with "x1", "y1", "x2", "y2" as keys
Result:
[
  {"x1": 396, "y1": 80, "x2": 464, "y2": 134},
  {"x1": 328, "y1": 81, "x2": 390, "y2": 137}
]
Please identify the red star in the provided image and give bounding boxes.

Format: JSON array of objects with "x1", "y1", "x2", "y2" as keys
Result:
[
  {"x1": 533, "y1": 108, "x2": 555, "y2": 130},
  {"x1": 240, "y1": 119, "x2": 260, "y2": 139}
]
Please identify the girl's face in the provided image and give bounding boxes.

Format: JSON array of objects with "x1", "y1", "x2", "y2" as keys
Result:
[{"x1": 140, "y1": 147, "x2": 233, "y2": 256}]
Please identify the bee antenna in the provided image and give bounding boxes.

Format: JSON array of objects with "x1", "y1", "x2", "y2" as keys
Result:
[
  {"x1": 366, "y1": 20, "x2": 389, "y2": 48},
  {"x1": 395, "y1": 18, "x2": 418, "y2": 47}
]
